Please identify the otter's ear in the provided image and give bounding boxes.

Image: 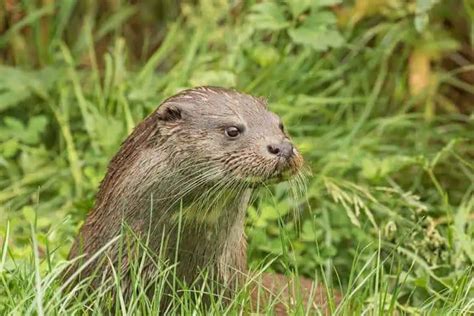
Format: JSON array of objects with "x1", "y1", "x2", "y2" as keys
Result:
[{"x1": 157, "y1": 104, "x2": 182, "y2": 121}]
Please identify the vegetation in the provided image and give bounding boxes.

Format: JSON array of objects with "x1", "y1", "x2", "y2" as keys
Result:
[{"x1": 1, "y1": 0, "x2": 473, "y2": 314}]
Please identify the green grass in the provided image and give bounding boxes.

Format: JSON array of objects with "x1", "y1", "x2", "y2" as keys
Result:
[{"x1": 1, "y1": 0, "x2": 473, "y2": 314}]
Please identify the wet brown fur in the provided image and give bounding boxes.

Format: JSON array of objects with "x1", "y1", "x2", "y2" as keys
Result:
[{"x1": 67, "y1": 86, "x2": 338, "y2": 313}]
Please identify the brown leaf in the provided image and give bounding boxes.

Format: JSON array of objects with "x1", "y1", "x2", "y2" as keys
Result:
[{"x1": 409, "y1": 49, "x2": 431, "y2": 97}]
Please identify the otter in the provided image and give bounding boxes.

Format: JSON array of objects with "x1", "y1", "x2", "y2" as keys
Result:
[{"x1": 67, "y1": 86, "x2": 336, "y2": 313}]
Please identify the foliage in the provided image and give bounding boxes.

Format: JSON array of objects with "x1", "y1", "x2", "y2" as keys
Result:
[
  {"x1": 248, "y1": 0, "x2": 344, "y2": 51},
  {"x1": 0, "y1": 0, "x2": 473, "y2": 314}
]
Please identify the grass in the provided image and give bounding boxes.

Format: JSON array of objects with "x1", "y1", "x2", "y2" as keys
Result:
[{"x1": 1, "y1": 0, "x2": 473, "y2": 314}]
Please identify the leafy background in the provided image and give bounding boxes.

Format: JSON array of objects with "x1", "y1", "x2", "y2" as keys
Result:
[{"x1": 0, "y1": 0, "x2": 473, "y2": 313}]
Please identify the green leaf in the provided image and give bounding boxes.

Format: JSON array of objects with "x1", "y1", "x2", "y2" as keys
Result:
[
  {"x1": 2, "y1": 139, "x2": 20, "y2": 158},
  {"x1": 248, "y1": 2, "x2": 290, "y2": 31},
  {"x1": 288, "y1": 27, "x2": 344, "y2": 51},
  {"x1": 248, "y1": 44, "x2": 280, "y2": 67},
  {"x1": 414, "y1": 13, "x2": 429, "y2": 32},
  {"x1": 23, "y1": 116, "x2": 48, "y2": 145},
  {"x1": 3, "y1": 117, "x2": 24, "y2": 132},
  {"x1": 22, "y1": 206, "x2": 36, "y2": 224},
  {"x1": 416, "y1": 0, "x2": 439, "y2": 12},
  {"x1": 287, "y1": 11, "x2": 344, "y2": 51},
  {"x1": 286, "y1": 0, "x2": 312, "y2": 18},
  {"x1": 314, "y1": 0, "x2": 342, "y2": 7},
  {"x1": 414, "y1": 0, "x2": 440, "y2": 32},
  {"x1": 0, "y1": 66, "x2": 60, "y2": 112},
  {"x1": 1, "y1": 116, "x2": 48, "y2": 145},
  {"x1": 307, "y1": 10, "x2": 338, "y2": 25},
  {"x1": 300, "y1": 221, "x2": 322, "y2": 241}
]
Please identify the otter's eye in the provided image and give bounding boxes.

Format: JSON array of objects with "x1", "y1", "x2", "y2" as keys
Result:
[{"x1": 225, "y1": 126, "x2": 241, "y2": 138}]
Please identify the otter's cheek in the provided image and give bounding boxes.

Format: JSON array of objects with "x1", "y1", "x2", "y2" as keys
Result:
[
  {"x1": 286, "y1": 148, "x2": 304, "y2": 173},
  {"x1": 294, "y1": 147, "x2": 303, "y2": 161},
  {"x1": 295, "y1": 156, "x2": 305, "y2": 172}
]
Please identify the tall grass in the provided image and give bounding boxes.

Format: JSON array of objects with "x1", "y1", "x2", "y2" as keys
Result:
[{"x1": 1, "y1": 0, "x2": 473, "y2": 314}]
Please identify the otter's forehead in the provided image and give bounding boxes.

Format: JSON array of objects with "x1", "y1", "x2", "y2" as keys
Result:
[{"x1": 173, "y1": 86, "x2": 279, "y2": 127}]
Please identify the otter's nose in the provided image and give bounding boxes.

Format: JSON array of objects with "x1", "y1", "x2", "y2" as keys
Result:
[{"x1": 267, "y1": 141, "x2": 294, "y2": 158}]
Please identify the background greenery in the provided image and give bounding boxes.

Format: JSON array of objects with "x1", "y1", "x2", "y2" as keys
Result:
[{"x1": 0, "y1": 0, "x2": 473, "y2": 314}]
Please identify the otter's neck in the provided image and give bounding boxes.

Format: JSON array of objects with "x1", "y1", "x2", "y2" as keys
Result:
[{"x1": 165, "y1": 189, "x2": 251, "y2": 285}]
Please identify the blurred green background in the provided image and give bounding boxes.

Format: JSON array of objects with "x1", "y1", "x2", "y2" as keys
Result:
[{"x1": 0, "y1": 0, "x2": 473, "y2": 313}]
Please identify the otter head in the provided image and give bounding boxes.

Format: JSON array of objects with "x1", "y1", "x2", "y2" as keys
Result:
[{"x1": 154, "y1": 87, "x2": 304, "y2": 188}]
